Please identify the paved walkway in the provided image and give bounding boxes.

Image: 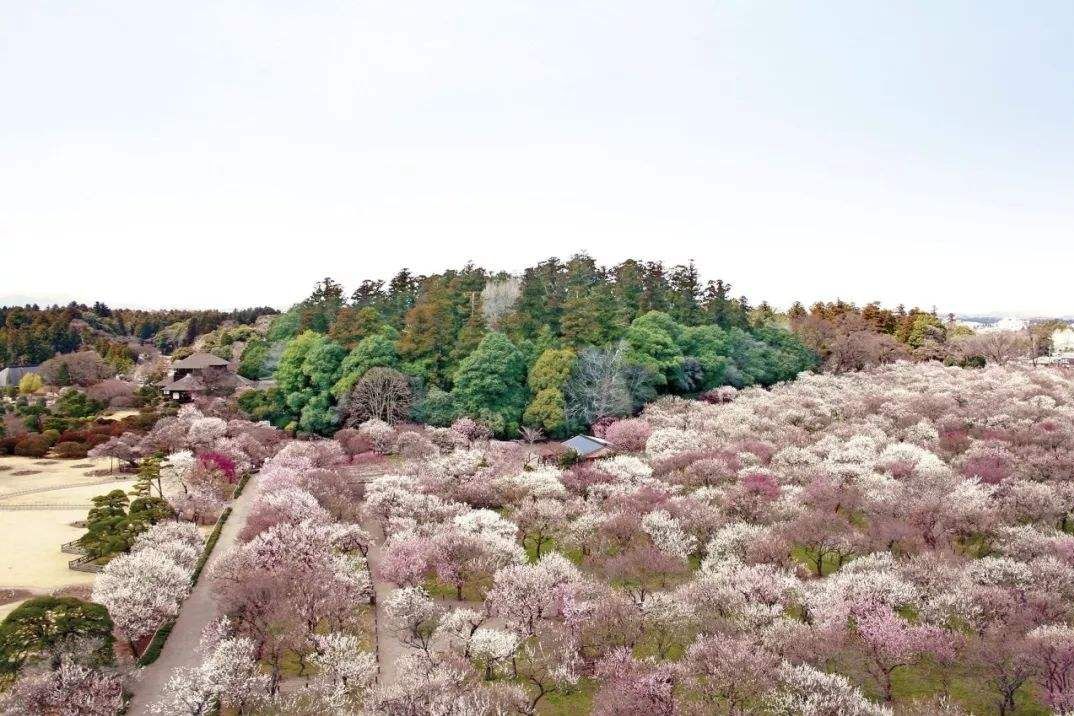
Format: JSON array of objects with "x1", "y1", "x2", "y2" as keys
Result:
[
  {"x1": 124, "y1": 476, "x2": 263, "y2": 715},
  {"x1": 363, "y1": 518, "x2": 408, "y2": 689}
]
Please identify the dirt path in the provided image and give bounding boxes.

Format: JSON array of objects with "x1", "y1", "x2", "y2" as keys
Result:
[{"x1": 124, "y1": 476, "x2": 263, "y2": 715}]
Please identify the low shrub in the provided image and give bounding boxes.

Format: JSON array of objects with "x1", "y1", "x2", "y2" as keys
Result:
[
  {"x1": 40, "y1": 429, "x2": 61, "y2": 446},
  {"x1": 54, "y1": 441, "x2": 89, "y2": 459},
  {"x1": 14, "y1": 434, "x2": 50, "y2": 458},
  {"x1": 0, "y1": 437, "x2": 19, "y2": 456}
]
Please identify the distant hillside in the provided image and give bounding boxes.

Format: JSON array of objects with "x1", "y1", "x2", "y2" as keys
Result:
[{"x1": 0, "y1": 303, "x2": 278, "y2": 367}]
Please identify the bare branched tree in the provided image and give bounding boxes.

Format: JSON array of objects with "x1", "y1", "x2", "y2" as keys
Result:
[
  {"x1": 951, "y1": 330, "x2": 1030, "y2": 366},
  {"x1": 564, "y1": 341, "x2": 634, "y2": 426},
  {"x1": 341, "y1": 367, "x2": 412, "y2": 425},
  {"x1": 480, "y1": 277, "x2": 522, "y2": 330}
]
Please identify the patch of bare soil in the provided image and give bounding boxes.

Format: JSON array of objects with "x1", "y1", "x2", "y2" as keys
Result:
[
  {"x1": 0, "y1": 466, "x2": 11, "y2": 472},
  {"x1": 12, "y1": 470, "x2": 41, "y2": 476},
  {"x1": 34, "y1": 460, "x2": 59, "y2": 466},
  {"x1": 71, "y1": 463, "x2": 95, "y2": 468}
]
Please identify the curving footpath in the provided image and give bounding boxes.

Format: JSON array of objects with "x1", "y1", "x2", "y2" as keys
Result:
[{"x1": 124, "y1": 476, "x2": 263, "y2": 716}]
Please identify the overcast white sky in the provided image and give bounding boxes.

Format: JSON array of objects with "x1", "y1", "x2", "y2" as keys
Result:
[{"x1": 1, "y1": 1, "x2": 1072, "y2": 315}]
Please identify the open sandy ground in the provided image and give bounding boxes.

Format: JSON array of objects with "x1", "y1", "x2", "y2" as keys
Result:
[{"x1": 0, "y1": 456, "x2": 135, "y2": 600}]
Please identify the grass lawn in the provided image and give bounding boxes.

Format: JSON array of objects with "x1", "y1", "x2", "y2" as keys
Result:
[
  {"x1": 534, "y1": 678, "x2": 596, "y2": 715},
  {"x1": 889, "y1": 661, "x2": 1049, "y2": 715}
]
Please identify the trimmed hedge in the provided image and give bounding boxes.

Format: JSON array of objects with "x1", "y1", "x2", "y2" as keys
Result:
[
  {"x1": 233, "y1": 472, "x2": 252, "y2": 498},
  {"x1": 189, "y1": 507, "x2": 232, "y2": 586},
  {"x1": 136, "y1": 620, "x2": 174, "y2": 667}
]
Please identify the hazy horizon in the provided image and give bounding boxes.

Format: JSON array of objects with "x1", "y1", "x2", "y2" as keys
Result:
[{"x1": 3, "y1": 2, "x2": 1072, "y2": 315}]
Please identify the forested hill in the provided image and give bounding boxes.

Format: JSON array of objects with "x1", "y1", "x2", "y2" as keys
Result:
[
  {"x1": 0, "y1": 303, "x2": 278, "y2": 367},
  {"x1": 238, "y1": 255, "x2": 818, "y2": 437}
]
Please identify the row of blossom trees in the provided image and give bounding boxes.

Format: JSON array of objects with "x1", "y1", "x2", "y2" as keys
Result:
[{"x1": 155, "y1": 440, "x2": 379, "y2": 712}]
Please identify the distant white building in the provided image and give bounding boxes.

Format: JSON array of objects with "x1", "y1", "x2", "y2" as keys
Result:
[{"x1": 1053, "y1": 327, "x2": 1074, "y2": 358}]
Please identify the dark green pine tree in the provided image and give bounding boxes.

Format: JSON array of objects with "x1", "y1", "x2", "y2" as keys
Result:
[{"x1": 667, "y1": 260, "x2": 703, "y2": 325}]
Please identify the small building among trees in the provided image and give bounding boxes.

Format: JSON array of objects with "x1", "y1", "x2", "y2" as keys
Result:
[
  {"x1": 160, "y1": 352, "x2": 252, "y2": 401},
  {"x1": 560, "y1": 434, "x2": 613, "y2": 460}
]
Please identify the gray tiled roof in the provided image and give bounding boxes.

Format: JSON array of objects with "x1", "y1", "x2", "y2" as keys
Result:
[{"x1": 561, "y1": 434, "x2": 611, "y2": 457}]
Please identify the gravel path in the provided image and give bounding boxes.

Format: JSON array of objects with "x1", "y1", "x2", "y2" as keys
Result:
[{"x1": 124, "y1": 476, "x2": 263, "y2": 715}]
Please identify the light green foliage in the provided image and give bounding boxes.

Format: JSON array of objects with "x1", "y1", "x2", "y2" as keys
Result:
[
  {"x1": 452, "y1": 332, "x2": 528, "y2": 437},
  {"x1": 528, "y1": 348, "x2": 576, "y2": 392},
  {"x1": 267, "y1": 308, "x2": 302, "y2": 342},
  {"x1": 523, "y1": 386, "x2": 567, "y2": 435},
  {"x1": 906, "y1": 313, "x2": 946, "y2": 348},
  {"x1": 17, "y1": 372, "x2": 43, "y2": 395},
  {"x1": 302, "y1": 339, "x2": 347, "y2": 393},
  {"x1": 276, "y1": 330, "x2": 320, "y2": 396},
  {"x1": 623, "y1": 311, "x2": 684, "y2": 387},
  {"x1": 275, "y1": 331, "x2": 347, "y2": 434},
  {"x1": 523, "y1": 348, "x2": 575, "y2": 436},
  {"x1": 333, "y1": 330, "x2": 400, "y2": 398},
  {"x1": 238, "y1": 338, "x2": 269, "y2": 379}
]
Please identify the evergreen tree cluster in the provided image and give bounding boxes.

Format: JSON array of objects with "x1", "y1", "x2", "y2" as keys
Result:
[{"x1": 248, "y1": 255, "x2": 818, "y2": 437}]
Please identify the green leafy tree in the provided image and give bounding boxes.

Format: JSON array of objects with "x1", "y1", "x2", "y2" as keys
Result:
[
  {"x1": 131, "y1": 456, "x2": 164, "y2": 500},
  {"x1": 238, "y1": 338, "x2": 270, "y2": 379},
  {"x1": 78, "y1": 490, "x2": 132, "y2": 559},
  {"x1": 680, "y1": 324, "x2": 731, "y2": 391},
  {"x1": 452, "y1": 332, "x2": 528, "y2": 437},
  {"x1": 414, "y1": 385, "x2": 458, "y2": 426},
  {"x1": 398, "y1": 279, "x2": 461, "y2": 387},
  {"x1": 527, "y1": 348, "x2": 576, "y2": 392},
  {"x1": 522, "y1": 348, "x2": 575, "y2": 437},
  {"x1": 0, "y1": 597, "x2": 113, "y2": 673},
  {"x1": 237, "y1": 387, "x2": 289, "y2": 426},
  {"x1": 275, "y1": 331, "x2": 346, "y2": 433},
  {"x1": 523, "y1": 387, "x2": 567, "y2": 436},
  {"x1": 333, "y1": 329, "x2": 400, "y2": 398},
  {"x1": 126, "y1": 496, "x2": 173, "y2": 533},
  {"x1": 267, "y1": 308, "x2": 302, "y2": 342},
  {"x1": 298, "y1": 277, "x2": 346, "y2": 333},
  {"x1": 623, "y1": 311, "x2": 684, "y2": 388},
  {"x1": 53, "y1": 389, "x2": 105, "y2": 419}
]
